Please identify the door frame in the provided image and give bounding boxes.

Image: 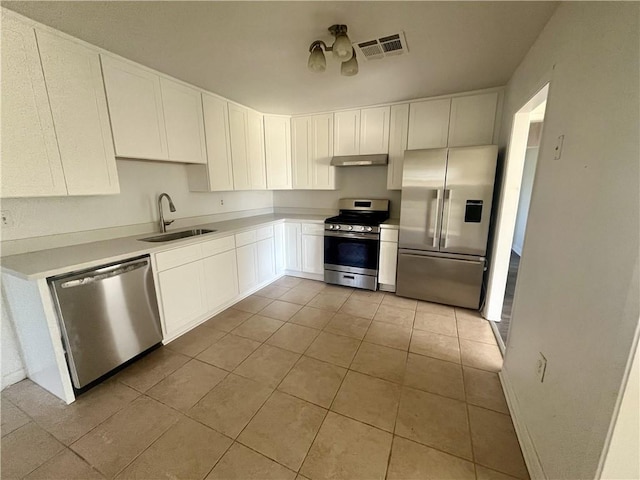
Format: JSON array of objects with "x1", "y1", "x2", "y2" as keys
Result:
[{"x1": 483, "y1": 83, "x2": 549, "y2": 323}]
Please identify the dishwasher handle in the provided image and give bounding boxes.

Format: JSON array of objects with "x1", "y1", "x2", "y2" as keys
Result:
[{"x1": 60, "y1": 260, "x2": 149, "y2": 288}]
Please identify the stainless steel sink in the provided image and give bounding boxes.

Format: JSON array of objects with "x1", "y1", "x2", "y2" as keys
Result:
[{"x1": 139, "y1": 228, "x2": 217, "y2": 242}]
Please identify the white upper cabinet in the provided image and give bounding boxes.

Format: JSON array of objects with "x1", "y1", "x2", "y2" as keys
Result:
[
  {"x1": 387, "y1": 103, "x2": 410, "y2": 190},
  {"x1": 291, "y1": 117, "x2": 312, "y2": 189},
  {"x1": 228, "y1": 104, "x2": 266, "y2": 190},
  {"x1": 334, "y1": 110, "x2": 360, "y2": 156},
  {"x1": 247, "y1": 110, "x2": 267, "y2": 189},
  {"x1": 448, "y1": 92, "x2": 498, "y2": 147},
  {"x1": 311, "y1": 114, "x2": 335, "y2": 190},
  {"x1": 407, "y1": 92, "x2": 499, "y2": 151},
  {"x1": 334, "y1": 106, "x2": 390, "y2": 156},
  {"x1": 101, "y1": 55, "x2": 169, "y2": 161},
  {"x1": 160, "y1": 78, "x2": 206, "y2": 164},
  {"x1": 36, "y1": 30, "x2": 119, "y2": 196},
  {"x1": 407, "y1": 98, "x2": 451, "y2": 150},
  {"x1": 360, "y1": 106, "x2": 391, "y2": 154},
  {"x1": 228, "y1": 103, "x2": 250, "y2": 190},
  {"x1": 1, "y1": 14, "x2": 67, "y2": 198},
  {"x1": 291, "y1": 114, "x2": 335, "y2": 190},
  {"x1": 264, "y1": 115, "x2": 292, "y2": 190},
  {"x1": 187, "y1": 93, "x2": 234, "y2": 192}
]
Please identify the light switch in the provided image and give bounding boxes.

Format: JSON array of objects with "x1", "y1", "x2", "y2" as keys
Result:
[{"x1": 554, "y1": 134, "x2": 564, "y2": 160}]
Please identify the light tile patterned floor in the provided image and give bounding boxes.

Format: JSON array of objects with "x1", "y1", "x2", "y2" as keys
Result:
[{"x1": 2, "y1": 277, "x2": 529, "y2": 480}]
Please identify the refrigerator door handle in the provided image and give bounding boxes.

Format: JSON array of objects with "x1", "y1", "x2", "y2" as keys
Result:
[
  {"x1": 431, "y1": 189, "x2": 443, "y2": 248},
  {"x1": 440, "y1": 189, "x2": 452, "y2": 249}
]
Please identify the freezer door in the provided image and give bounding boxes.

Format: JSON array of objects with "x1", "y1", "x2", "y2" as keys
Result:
[
  {"x1": 399, "y1": 149, "x2": 447, "y2": 251},
  {"x1": 396, "y1": 251, "x2": 485, "y2": 309},
  {"x1": 440, "y1": 145, "x2": 498, "y2": 255}
]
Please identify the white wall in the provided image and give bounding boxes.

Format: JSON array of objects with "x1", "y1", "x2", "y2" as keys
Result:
[
  {"x1": 0, "y1": 159, "x2": 274, "y2": 242},
  {"x1": 601, "y1": 334, "x2": 640, "y2": 479},
  {"x1": 273, "y1": 166, "x2": 401, "y2": 218},
  {"x1": 1, "y1": 291, "x2": 26, "y2": 388},
  {"x1": 511, "y1": 147, "x2": 538, "y2": 255},
  {"x1": 497, "y1": 3, "x2": 639, "y2": 479}
]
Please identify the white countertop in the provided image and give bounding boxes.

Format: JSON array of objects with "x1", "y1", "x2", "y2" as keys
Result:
[
  {"x1": 381, "y1": 218, "x2": 400, "y2": 228},
  {"x1": 1, "y1": 214, "x2": 327, "y2": 280}
]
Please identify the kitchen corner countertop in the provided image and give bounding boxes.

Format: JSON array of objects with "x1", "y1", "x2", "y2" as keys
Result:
[
  {"x1": 381, "y1": 218, "x2": 400, "y2": 228},
  {"x1": 1, "y1": 214, "x2": 327, "y2": 281}
]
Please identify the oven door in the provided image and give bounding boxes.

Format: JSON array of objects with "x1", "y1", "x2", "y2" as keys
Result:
[{"x1": 324, "y1": 231, "x2": 380, "y2": 275}]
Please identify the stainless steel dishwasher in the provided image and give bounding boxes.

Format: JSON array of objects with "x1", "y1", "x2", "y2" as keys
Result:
[{"x1": 49, "y1": 255, "x2": 162, "y2": 389}]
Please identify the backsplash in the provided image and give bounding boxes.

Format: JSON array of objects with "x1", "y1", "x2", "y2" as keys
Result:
[{"x1": 273, "y1": 166, "x2": 402, "y2": 218}]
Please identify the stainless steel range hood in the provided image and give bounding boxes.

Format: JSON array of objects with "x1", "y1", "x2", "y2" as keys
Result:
[{"x1": 330, "y1": 154, "x2": 388, "y2": 167}]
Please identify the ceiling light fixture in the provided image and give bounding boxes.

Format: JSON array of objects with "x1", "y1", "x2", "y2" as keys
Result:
[{"x1": 308, "y1": 24, "x2": 358, "y2": 76}]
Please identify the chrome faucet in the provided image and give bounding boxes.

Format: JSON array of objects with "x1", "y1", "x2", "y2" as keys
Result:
[{"x1": 158, "y1": 193, "x2": 176, "y2": 233}]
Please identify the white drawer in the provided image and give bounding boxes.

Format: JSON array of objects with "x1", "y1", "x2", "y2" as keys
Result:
[
  {"x1": 381, "y1": 228, "x2": 399, "y2": 242},
  {"x1": 155, "y1": 243, "x2": 202, "y2": 272},
  {"x1": 302, "y1": 223, "x2": 325, "y2": 235},
  {"x1": 235, "y1": 229, "x2": 257, "y2": 247},
  {"x1": 201, "y1": 235, "x2": 235, "y2": 258},
  {"x1": 256, "y1": 225, "x2": 274, "y2": 241}
]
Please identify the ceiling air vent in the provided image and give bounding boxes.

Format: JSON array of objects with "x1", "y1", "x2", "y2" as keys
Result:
[{"x1": 354, "y1": 32, "x2": 409, "y2": 61}]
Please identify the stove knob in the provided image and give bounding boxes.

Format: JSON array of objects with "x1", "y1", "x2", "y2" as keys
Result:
[
  {"x1": 347, "y1": 225, "x2": 353, "y2": 231},
  {"x1": 335, "y1": 225, "x2": 341, "y2": 230},
  {"x1": 366, "y1": 226, "x2": 373, "y2": 232},
  {"x1": 328, "y1": 225, "x2": 334, "y2": 230}
]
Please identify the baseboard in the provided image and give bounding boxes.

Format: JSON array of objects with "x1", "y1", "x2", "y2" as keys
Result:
[
  {"x1": 284, "y1": 270, "x2": 324, "y2": 282},
  {"x1": 1, "y1": 368, "x2": 27, "y2": 390},
  {"x1": 499, "y1": 366, "x2": 547, "y2": 479}
]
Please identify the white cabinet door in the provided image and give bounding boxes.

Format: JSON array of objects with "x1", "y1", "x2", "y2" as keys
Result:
[
  {"x1": 36, "y1": 30, "x2": 119, "y2": 196},
  {"x1": 302, "y1": 234, "x2": 324, "y2": 275},
  {"x1": 160, "y1": 78, "x2": 207, "y2": 164},
  {"x1": 311, "y1": 114, "x2": 335, "y2": 190},
  {"x1": 378, "y1": 241, "x2": 398, "y2": 287},
  {"x1": 448, "y1": 92, "x2": 498, "y2": 147},
  {"x1": 228, "y1": 103, "x2": 250, "y2": 190},
  {"x1": 291, "y1": 116, "x2": 312, "y2": 189},
  {"x1": 187, "y1": 93, "x2": 234, "y2": 192},
  {"x1": 101, "y1": 55, "x2": 169, "y2": 161},
  {"x1": 257, "y1": 237, "x2": 275, "y2": 283},
  {"x1": 284, "y1": 223, "x2": 302, "y2": 271},
  {"x1": 203, "y1": 249, "x2": 239, "y2": 312},
  {"x1": 158, "y1": 261, "x2": 207, "y2": 336},
  {"x1": 247, "y1": 110, "x2": 267, "y2": 189},
  {"x1": 360, "y1": 106, "x2": 390, "y2": 154},
  {"x1": 264, "y1": 115, "x2": 292, "y2": 190},
  {"x1": 236, "y1": 243, "x2": 258, "y2": 293},
  {"x1": 333, "y1": 110, "x2": 360, "y2": 156},
  {"x1": 1, "y1": 14, "x2": 67, "y2": 198},
  {"x1": 407, "y1": 98, "x2": 451, "y2": 150},
  {"x1": 387, "y1": 104, "x2": 409, "y2": 190},
  {"x1": 273, "y1": 223, "x2": 285, "y2": 274}
]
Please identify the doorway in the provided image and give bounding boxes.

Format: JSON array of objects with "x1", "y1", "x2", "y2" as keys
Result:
[{"x1": 483, "y1": 84, "x2": 549, "y2": 349}]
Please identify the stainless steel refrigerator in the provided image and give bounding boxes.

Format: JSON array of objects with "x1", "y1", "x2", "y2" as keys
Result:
[{"x1": 396, "y1": 145, "x2": 498, "y2": 309}]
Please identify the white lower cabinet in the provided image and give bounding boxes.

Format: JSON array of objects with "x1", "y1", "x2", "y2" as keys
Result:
[
  {"x1": 158, "y1": 261, "x2": 207, "y2": 337},
  {"x1": 302, "y1": 234, "x2": 324, "y2": 274},
  {"x1": 284, "y1": 223, "x2": 302, "y2": 271},
  {"x1": 236, "y1": 243, "x2": 258, "y2": 294},
  {"x1": 378, "y1": 228, "x2": 399, "y2": 291},
  {"x1": 203, "y1": 249, "x2": 238, "y2": 311},
  {"x1": 257, "y1": 237, "x2": 275, "y2": 283},
  {"x1": 274, "y1": 223, "x2": 285, "y2": 274}
]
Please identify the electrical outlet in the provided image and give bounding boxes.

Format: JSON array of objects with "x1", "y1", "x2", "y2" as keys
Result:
[
  {"x1": 220, "y1": 198, "x2": 224, "y2": 206},
  {"x1": 536, "y1": 352, "x2": 547, "y2": 383},
  {"x1": 1, "y1": 210, "x2": 14, "y2": 227}
]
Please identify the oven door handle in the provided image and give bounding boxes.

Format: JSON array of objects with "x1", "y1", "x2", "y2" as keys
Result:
[{"x1": 324, "y1": 231, "x2": 380, "y2": 240}]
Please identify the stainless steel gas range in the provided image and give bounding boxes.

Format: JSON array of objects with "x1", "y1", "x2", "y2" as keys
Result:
[{"x1": 324, "y1": 198, "x2": 390, "y2": 291}]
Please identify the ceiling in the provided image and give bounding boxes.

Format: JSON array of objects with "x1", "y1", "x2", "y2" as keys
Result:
[{"x1": 3, "y1": 1, "x2": 558, "y2": 115}]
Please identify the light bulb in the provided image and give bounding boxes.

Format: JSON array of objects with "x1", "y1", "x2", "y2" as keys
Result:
[
  {"x1": 341, "y1": 50, "x2": 358, "y2": 76},
  {"x1": 307, "y1": 45, "x2": 326, "y2": 72},
  {"x1": 332, "y1": 33, "x2": 353, "y2": 61}
]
